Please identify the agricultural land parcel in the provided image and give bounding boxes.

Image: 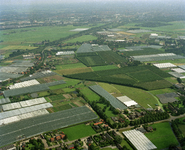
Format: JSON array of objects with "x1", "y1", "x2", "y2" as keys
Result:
[
  {"x1": 65, "y1": 65, "x2": 172, "y2": 90},
  {"x1": 76, "y1": 51, "x2": 127, "y2": 67},
  {"x1": 64, "y1": 35, "x2": 97, "y2": 43},
  {"x1": 118, "y1": 21, "x2": 185, "y2": 34},
  {"x1": 145, "y1": 122, "x2": 179, "y2": 149},
  {"x1": 0, "y1": 25, "x2": 99, "y2": 50},
  {"x1": 62, "y1": 124, "x2": 96, "y2": 141}
]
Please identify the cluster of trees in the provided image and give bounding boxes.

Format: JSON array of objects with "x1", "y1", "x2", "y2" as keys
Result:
[
  {"x1": 171, "y1": 119, "x2": 185, "y2": 150},
  {"x1": 23, "y1": 139, "x2": 44, "y2": 150},
  {"x1": 130, "y1": 111, "x2": 169, "y2": 126}
]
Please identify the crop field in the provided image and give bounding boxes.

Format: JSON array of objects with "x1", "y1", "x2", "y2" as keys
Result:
[
  {"x1": 0, "y1": 45, "x2": 37, "y2": 50},
  {"x1": 55, "y1": 63, "x2": 87, "y2": 70},
  {"x1": 119, "y1": 21, "x2": 185, "y2": 34},
  {"x1": 77, "y1": 51, "x2": 127, "y2": 67},
  {"x1": 149, "y1": 88, "x2": 176, "y2": 96},
  {"x1": 91, "y1": 65, "x2": 118, "y2": 71},
  {"x1": 78, "y1": 55, "x2": 106, "y2": 66},
  {"x1": 0, "y1": 25, "x2": 88, "y2": 47},
  {"x1": 97, "y1": 82, "x2": 121, "y2": 94},
  {"x1": 127, "y1": 70, "x2": 163, "y2": 82},
  {"x1": 113, "y1": 84, "x2": 158, "y2": 108},
  {"x1": 65, "y1": 65, "x2": 172, "y2": 90},
  {"x1": 80, "y1": 87, "x2": 100, "y2": 102},
  {"x1": 62, "y1": 124, "x2": 96, "y2": 141},
  {"x1": 55, "y1": 67, "x2": 92, "y2": 75},
  {"x1": 48, "y1": 94, "x2": 65, "y2": 101},
  {"x1": 121, "y1": 48, "x2": 164, "y2": 56},
  {"x1": 97, "y1": 51, "x2": 127, "y2": 64},
  {"x1": 64, "y1": 35, "x2": 97, "y2": 43},
  {"x1": 52, "y1": 103, "x2": 73, "y2": 112},
  {"x1": 145, "y1": 122, "x2": 179, "y2": 149},
  {"x1": 38, "y1": 91, "x2": 50, "y2": 97}
]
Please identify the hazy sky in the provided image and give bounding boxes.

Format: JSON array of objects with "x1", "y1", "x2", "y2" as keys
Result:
[{"x1": 1, "y1": 0, "x2": 184, "y2": 5}]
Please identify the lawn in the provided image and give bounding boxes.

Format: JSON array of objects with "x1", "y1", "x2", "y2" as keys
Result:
[
  {"x1": 0, "y1": 95, "x2": 4, "y2": 99},
  {"x1": 62, "y1": 124, "x2": 96, "y2": 141},
  {"x1": 120, "y1": 139, "x2": 133, "y2": 150},
  {"x1": 91, "y1": 65, "x2": 118, "y2": 71},
  {"x1": 80, "y1": 87, "x2": 100, "y2": 102},
  {"x1": 178, "y1": 124, "x2": 185, "y2": 136},
  {"x1": 55, "y1": 63, "x2": 87, "y2": 70},
  {"x1": 64, "y1": 35, "x2": 97, "y2": 43},
  {"x1": 145, "y1": 122, "x2": 179, "y2": 149},
  {"x1": 113, "y1": 84, "x2": 158, "y2": 108}
]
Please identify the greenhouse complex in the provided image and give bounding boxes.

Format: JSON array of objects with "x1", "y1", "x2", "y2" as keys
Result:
[{"x1": 0, "y1": 106, "x2": 98, "y2": 146}]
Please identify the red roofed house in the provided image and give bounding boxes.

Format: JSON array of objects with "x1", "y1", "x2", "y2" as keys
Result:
[
  {"x1": 94, "y1": 122, "x2": 103, "y2": 126},
  {"x1": 56, "y1": 136, "x2": 61, "y2": 140},
  {"x1": 67, "y1": 144, "x2": 74, "y2": 149},
  {"x1": 51, "y1": 138, "x2": 55, "y2": 142},
  {"x1": 60, "y1": 134, "x2": 65, "y2": 139}
]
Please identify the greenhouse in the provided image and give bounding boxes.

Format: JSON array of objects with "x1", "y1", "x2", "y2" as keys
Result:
[{"x1": 0, "y1": 106, "x2": 98, "y2": 147}]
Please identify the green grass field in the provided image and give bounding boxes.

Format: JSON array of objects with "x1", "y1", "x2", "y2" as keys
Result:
[
  {"x1": 113, "y1": 84, "x2": 158, "y2": 108},
  {"x1": 145, "y1": 122, "x2": 179, "y2": 149},
  {"x1": 91, "y1": 65, "x2": 118, "y2": 71},
  {"x1": 120, "y1": 139, "x2": 133, "y2": 150},
  {"x1": 55, "y1": 67, "x2": 92, "y2": 75},
  {"x1": 62, "y1": 124, "x2": 96, "y2": 141},
  {"x1": 0, "y1": 95, "x2": 4, "y2": 99},
  {"x1": 80, "y1": 87, "x2": 100, "y2": 102},
  {"x1": 149, "y1": 88, "x2": 176, "y2": 96},
  {"x1": 97, "y1": 83, "x2": 121, "y2": 94},
  {"x1": 52, "y1": 103, "x2": 72, "y2": 112},
  {"x1": 97, "y1": 103, "x2": 116, "y2": 117},
  {"x1": 0, "y1": 25, "x2": 85, "y2": 47},
  {"x1": 56, "y1": 63, "x2": 87, "y2": 70},
  {"x1": 119, "y1": 21, "x2": 185, "y2": 34},
  {"x1": 64, "y1": 35, "x2": 97, "y2": 43}
]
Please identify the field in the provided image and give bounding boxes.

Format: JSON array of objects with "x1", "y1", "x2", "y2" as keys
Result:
[
  {"x1": 119, "y1": 21, "x2": 185, "y2": 34},
  {"x1": 91, "y1": 65, "x2": 118, "y2": 71},
  {"x1": 0, "y1": 45, "x2": 37, "y2": 50},
  {"x1": 38, "y1": 91, "x2": 50, "y2": 97},
  {"x1": 55, "y1": 67, "x2": 92, "y2": 75},
  {"x1": 121, "y1": 48, "x2": 164, "y2": 56},
  {"x1": 62, "y1": 124, "x2": 96, "y2": 141},
  {"x1": 64, "y1": 35, "x2": 97, "y2": 43},
  {"x1": 80, "y1": 87, "x2": 100, "y2": 102},
  {"x1": 97, "y1": 103, "x2": 116, "y2": 117},
  {"x1": 77, "y1": 51, "x2": 127, "y2": 67},
  {"x1": 0, "y1": 25, "x2": 88, "y2": 48},
  {"x1": 149, "y1": 88, "x2": 176, "y2": 96},
  {"x1": 48, "y1": 94, "x2": 65, "y2": 101},
  {"x1": 145, "y1": 122, "x2": 179, "y2": 149},
  {"x1": 65, "y1": 65, "x2": 172, "y2": 91},
  {"x1": 113, "y1": 84, "x2": 158, "y2": 108},
  {"x1": 55, "y1": 63, "x2": 87, "y2": 70}
]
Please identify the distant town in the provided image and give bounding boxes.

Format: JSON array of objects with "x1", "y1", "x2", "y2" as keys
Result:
[{"x1": 0, "y1": 1, "x2": 185, "y2": 150}]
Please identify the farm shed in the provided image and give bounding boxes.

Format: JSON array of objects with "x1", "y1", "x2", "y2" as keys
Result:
[
  {"x1": 153, "y1": 63, "x2": 176, "y2": 69},
  {"x1": 116, "y1": 96, "x2": 138, "y2": 107}
]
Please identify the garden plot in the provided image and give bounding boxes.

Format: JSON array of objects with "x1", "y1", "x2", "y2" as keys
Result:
[{"x1": 156, "y1": 92, "x2": 178, "y2": 104}]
